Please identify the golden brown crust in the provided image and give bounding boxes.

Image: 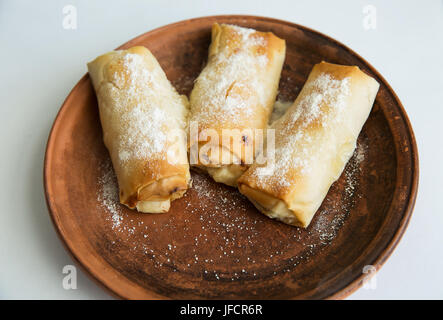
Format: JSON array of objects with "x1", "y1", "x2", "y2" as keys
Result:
[
  {"x1": 88, "y1": 46, "x2": 190, "y2": 212},
  {"x1": 239, "y1": 184, "x2": 304, "y2": 227},
  {"x1": 189, "y1": 23, "x2": 286, "y2": 185},
  {"x1": 238, "y1": 61, "x2": 380, "y2": 227}
]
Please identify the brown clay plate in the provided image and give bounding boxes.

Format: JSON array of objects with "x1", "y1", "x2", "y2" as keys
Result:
[{"x1": 44, "y1": 15, "x2": 418, "y2": 299}]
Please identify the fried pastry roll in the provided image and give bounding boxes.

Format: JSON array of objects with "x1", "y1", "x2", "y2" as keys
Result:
[
  {"x1": 88, "y1": 46, "x2": 190, "y2": 213},
  {"x1": 238, "y1": 62, "x2": 379, "y2": 227},
  {"x1": 189, "y1": 23, "x2": 286, "y2": 186}
]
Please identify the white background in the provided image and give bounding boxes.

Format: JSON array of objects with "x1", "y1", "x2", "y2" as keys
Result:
[{"x1": 0, "y1": 0, "x2": 442, "y2": 299}]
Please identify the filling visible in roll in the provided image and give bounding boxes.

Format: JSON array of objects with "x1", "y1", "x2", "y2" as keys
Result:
[{"x1": 189, "y1": 23, "x2": 286, "y2": 187}]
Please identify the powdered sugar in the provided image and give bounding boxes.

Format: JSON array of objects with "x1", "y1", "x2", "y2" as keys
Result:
[
  {"x1": 252, "y1": 73, "x2": 351, "y2": 188},
  {"x1": 89, "y1": 50, "x2": 373, "y2": 286},
  {"x1": 285, "y1": 73, "x2": 350, "y2": 131},
  {"x1": 116, "y1": 53, "x2": 167, "y2": 162},
  {"x1": 345, "y1": 140, "x2": 366, "y2": 199},
  {"x1": 190, "y1": 24, "x2": 270, "y2": 127},
  {"x1": 118, "y1": 104, "x2": 167, "y2": 161},
  {"x1": 311, "y1": 140, "x2": 366, "y2": 244},
  {"x1": 101, "y1": 51, "x2": 187, "y2": 163},
  {"x1": 94, "y1": 151, "x2": 366, "y2": 282},
  {"x1": 232, "y1": 24, "x2": 256, "y2": 40},
  {"x1": 97, "y1": 159, "x2": 123, "y2": 229}
]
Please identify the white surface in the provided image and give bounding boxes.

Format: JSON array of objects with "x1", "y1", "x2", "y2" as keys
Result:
[{"x1": 0, "y1": 0, "x2": 442, "y2": 299}]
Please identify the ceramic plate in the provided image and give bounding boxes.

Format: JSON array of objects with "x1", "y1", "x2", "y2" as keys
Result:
[{"x1": 44, "y1": 15, "x2": 418, "y2": 299}]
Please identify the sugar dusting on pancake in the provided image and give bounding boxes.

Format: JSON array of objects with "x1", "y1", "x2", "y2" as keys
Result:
[
  {"x1": 251, "y1": 73, "x2": 351, "y2": 190},
  {"x1": 96, "y1": 144, "x2": 366, "y2": 278},
  {"x1": 190, "y1": 24, "x2": 270, "y2": 128},
  {"x1": 100, "y1": 51, "x2": 187, "y2": 163}
]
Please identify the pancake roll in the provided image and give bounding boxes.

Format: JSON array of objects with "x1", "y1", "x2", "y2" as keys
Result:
[
  {"x1": 189, "y1": 23, "x2": 286, "y2": 186},
  {"x1": 238, "y1": 62, "x2": 379, "y2": 227},
  {"x1": 88, "y1": 46, "x2": 190, "y2": 213}
]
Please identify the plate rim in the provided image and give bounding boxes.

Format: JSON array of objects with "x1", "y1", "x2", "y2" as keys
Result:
[{"x1": 44, "y1": 14, "x2": 419, "y2": 300}]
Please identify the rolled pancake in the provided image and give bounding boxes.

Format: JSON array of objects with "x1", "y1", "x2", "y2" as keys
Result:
[
  {"x1": 88, "y1": 46, "x2": 190, "y2": 213},
  {"x1": 238, "y1": 62, "x2": 379, "y2": 227},
  {"x1": 189, "y1": 23, "x2": 286, "y2": 186}
]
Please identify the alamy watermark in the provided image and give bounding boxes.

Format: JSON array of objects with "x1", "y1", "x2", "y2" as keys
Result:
[
  {"x1": 362, "y1": 5, "x2": 377, "y2": 30},
  {"x1": 62, "y1": 5, "x2": 77, "y2": 30},
  {"x1": 362, "y1": 265, "x2": 377, "y2": 290},
  {"x1": 62, "y1": 265, "x2": 77, "y2": 290},
  {"x1": 165, "y1": 121, "x2": 276, "y2": 174}
]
